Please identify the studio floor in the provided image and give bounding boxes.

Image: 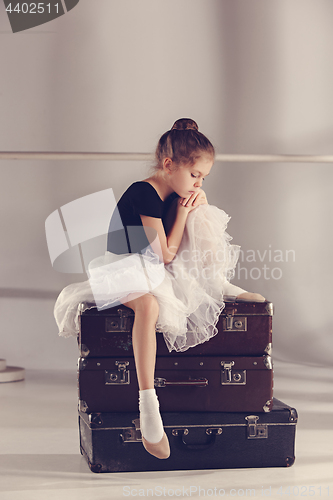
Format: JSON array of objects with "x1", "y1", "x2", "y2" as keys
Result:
[{"x1": 0, "y1": 360, "x2": 332, "y2": 500}]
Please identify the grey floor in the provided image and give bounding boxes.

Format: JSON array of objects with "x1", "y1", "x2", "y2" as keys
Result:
[{"x1": 0, "y1": 360, "x2": 332, "y2": 500}]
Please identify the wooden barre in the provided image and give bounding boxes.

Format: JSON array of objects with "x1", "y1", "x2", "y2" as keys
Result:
[{"x1": 0, "y1": 152, "x2": 333, "y2": 162}]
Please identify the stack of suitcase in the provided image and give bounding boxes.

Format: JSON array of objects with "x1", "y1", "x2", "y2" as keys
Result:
[{"x1": 77, "y1": 299, "x2": 297, "y2": 472}]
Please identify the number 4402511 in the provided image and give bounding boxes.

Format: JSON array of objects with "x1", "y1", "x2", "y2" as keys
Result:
[
  {"x1": 277, "y1": 486, "x2": 330, "y2": 496},
  {"x1": 5, "y1": 3, "x2": 60, "y2": 14}
]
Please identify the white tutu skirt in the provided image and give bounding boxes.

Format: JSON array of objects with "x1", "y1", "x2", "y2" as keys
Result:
[{"x1": 54, "y1": 204, "x2": 246, "y2": 352}]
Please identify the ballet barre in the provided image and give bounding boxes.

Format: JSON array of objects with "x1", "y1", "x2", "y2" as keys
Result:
[{"x1": 0, "y1": 152, "x2": 333, "y2": 162}]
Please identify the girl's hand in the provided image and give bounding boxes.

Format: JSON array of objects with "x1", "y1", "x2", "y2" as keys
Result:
[{"x1": 178, "y1": 189, "x2": 208, "y2": 213}]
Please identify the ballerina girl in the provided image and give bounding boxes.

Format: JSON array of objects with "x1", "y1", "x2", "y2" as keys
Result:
[{"x1": 54, "y1": 118, "x2": 265, "y2": 461}]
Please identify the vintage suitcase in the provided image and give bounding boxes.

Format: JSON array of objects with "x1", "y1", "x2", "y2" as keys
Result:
[
  {"x1": 78, "y1": 397, "x2": 297, "y2": 473},
  {"x1": 78, "y1": 299, "x2": 273, "y2": 358},
  {"x1": 78, "y1": 354, "x2": 273, "y2": 414}
]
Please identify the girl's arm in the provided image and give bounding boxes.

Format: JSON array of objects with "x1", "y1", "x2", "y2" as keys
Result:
[
  {"x1": 140, "y1": 189, "x2": 205, "y2": 264},
  {"x1": 140, "y1": 207, "x2": 188, "y2": 265},
  {"x1": 163, "y1": 197, "x2": 179, "y2": 236},
  {"x1": 141, "y1": 192, "x2": 204, "y2": 264},
  {"x1": 164, "y1": 188, "x2": 207, "y2": 235}
]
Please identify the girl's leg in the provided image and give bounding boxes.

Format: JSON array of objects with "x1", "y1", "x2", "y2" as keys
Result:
[
  {"x1": 120, "y1": 292, "x2": 170, "y2": 459},
  {"x1": 125, "y1": 293, "x2": 159, "y2": 390}
]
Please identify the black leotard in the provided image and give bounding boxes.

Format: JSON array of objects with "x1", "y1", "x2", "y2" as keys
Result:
[{"x1": 107, "y1": 181, "x2": 178, "y2": 254}]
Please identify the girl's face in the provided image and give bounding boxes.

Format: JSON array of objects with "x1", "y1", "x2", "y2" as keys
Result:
[{"x1": 167, "y1": 156, "x2": 214, "y2": 198}]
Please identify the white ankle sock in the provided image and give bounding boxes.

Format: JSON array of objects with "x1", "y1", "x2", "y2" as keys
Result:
[{"x1": 139, "y1": 389, "x2": 164, "y2": 444}]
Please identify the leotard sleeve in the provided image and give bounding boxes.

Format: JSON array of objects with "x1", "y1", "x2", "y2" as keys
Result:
[{"x1": 130, "y1": 182, "x2": 163, "y2": 219}]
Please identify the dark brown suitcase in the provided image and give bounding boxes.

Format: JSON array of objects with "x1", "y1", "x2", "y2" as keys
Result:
[
  {"x1": 78, "y1": 354, "x2": 273, "y2": 414},
  {"x1": 78, "y1": 299, "x2": 273, "y2": 358},
  {"x1": 79, "y1": 398, "x2": 297, "y2": 473}
]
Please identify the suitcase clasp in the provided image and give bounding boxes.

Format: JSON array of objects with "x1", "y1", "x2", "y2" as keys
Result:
[
  {"x1": 105, "y1": 361, "x2": 130, "y2": 385},
  {"x1": 220, "y1": 361, "x2": 246, "y2": 385},
  {"x1": 223, "y1": 315, "x2": 247, "y2": 332},
  {"x1": 120, "y1": 428, "x2": 143, "y2": 443},
  {"x1": 245, "y1": 415, "x2": 268, "y2": 439},
  {"x1": 120, "y1": 418, "x2": 142, "y2": 443},
  {"x1": 105, "y1": 309, "x2": 133, "y2": 332}
]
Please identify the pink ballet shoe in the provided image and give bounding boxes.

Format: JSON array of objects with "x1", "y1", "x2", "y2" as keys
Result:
[{"x1": 141, "y1": 431, "x2": 170, "y2": 459}]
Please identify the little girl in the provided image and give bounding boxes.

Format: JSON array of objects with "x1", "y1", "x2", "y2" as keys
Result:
[{"x1": 54, "y1": 118, "x2": 265, "y2": 461}]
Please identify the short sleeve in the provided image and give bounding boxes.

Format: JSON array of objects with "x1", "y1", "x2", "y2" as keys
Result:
[{"x1": 131, "y1": 182, "x2": 163, "y2": 219}]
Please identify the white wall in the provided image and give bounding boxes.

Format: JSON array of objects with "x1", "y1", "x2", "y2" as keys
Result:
[{"x1": 0, "y1": 0, "x2": 332, "y2": 369}]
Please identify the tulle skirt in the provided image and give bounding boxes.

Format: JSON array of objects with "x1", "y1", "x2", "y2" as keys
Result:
[{"x1": 54, "y1": 204, "x2": 241, "y2": 352}]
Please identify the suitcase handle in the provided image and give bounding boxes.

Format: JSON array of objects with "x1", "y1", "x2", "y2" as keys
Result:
[
  {"x1": 172, "y1": 427, "x2": 222, "y2": 450},
  {"x1": 154, "y1": 377, "x2": 208, "y2": 388}
]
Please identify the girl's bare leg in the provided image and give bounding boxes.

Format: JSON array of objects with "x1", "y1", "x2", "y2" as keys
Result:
[
  {"x1": 123, "y1": 292, "x2": 159, "y2": 390},
  {"x1": 120, "y1": 292, "x2": 170, "y2": 459}
]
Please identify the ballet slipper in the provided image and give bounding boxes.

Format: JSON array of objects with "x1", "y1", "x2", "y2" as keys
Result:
[
  {"x1": 141, "y1": 431, "x2": 170, "y2": 459},
  {"x1": 236, "y1": 292, "x2": 265, "y2": 302}
]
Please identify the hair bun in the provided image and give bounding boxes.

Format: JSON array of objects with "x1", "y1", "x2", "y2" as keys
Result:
[{"x1": 171, "y1": 118, "x2": 199, "y2": 132}]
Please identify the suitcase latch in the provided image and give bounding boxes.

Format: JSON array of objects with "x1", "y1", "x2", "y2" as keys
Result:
[
  {"x1": 120, "y1": 428, "x2": 142, "y2": 443},
  {"x1": 120, "y1": 418, "x2": 142, "y2": 443},
  {"x1": 105, "y1": 361, "x2": 130, "y2": 385},
  {"x1": 220, "y1": 361, "x2": 246, "y2": 385},
  {"x1": 245, "y1": 415, "x2": 268, "y2": 439},
  {"x1": 223, "y1": 315, "x2": 247, "y2": 332},
  {"x1": 105, "y1": 309, "x2": 133, "y2": 332}
]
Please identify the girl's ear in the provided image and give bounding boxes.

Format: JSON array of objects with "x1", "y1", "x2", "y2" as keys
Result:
[{"x1": 162, "y1": 157, "x2": 173, "y2": 175}]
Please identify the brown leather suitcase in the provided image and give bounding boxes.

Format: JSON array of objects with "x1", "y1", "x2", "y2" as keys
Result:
[
  {"x1": 78, "y1": 299, "x2": 273, "y2": 358},
  {"x1": 78, "y1": 354, "x2": 273, "y2": 414},
  {"x1": 79, "y1": 398, "x2": 297, "y2": 473}
]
